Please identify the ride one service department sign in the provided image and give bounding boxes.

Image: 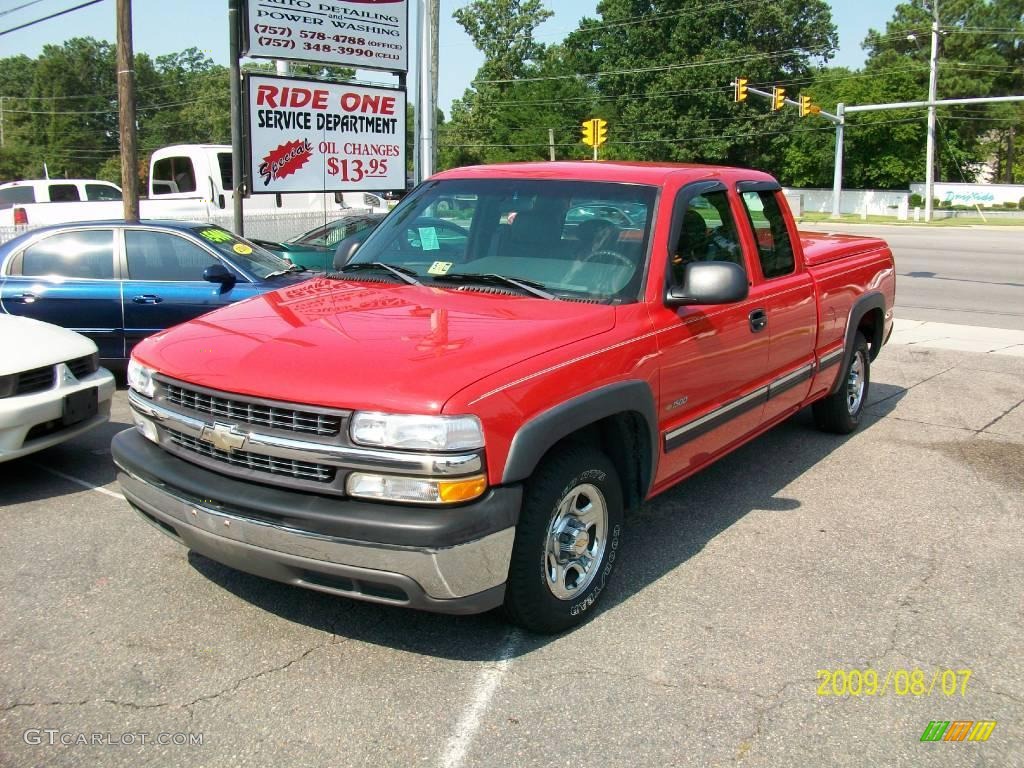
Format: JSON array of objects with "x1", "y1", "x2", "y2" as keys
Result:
[
  {"x1": 244, "y1": 0, "x2": 408, "y2": 72},
  {"x1": 246, "y1": 74, "x2": 406, "y2": 193}
]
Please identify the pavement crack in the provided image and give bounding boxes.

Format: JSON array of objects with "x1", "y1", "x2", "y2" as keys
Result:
[
  {"x1": 2, "y1": 699, "x2": 90, "y2": 712},
  {"x1": 975, "y1": 396, "x2": 1024, "y2": 434}
]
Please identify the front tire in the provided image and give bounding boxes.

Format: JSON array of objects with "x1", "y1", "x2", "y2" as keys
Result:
[
  {"x1": 813, "y1": 331, "x2": 870, "y2": 434},
  {"x1": 504, "y1": 446, "x2": 624, "y2": 634}
]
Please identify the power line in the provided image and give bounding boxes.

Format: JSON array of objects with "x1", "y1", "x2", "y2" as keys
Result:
[
  {"x1": 0, "y1": 0, "x2": 48, "y2": 17},
  {"x1": 0, "y1": 0, "x2": 106, "y2": 36}
]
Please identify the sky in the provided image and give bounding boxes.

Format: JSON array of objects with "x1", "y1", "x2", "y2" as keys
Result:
[{"x1": 0, "y1": 0, "x2": 900, "y2": 114}]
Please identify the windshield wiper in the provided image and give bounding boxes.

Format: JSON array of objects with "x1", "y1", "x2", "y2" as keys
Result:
[
  {"x1": 432, "y1": 272, "x2": 556, "y2": 300},
  {"x1": 263, "y1": 263, "x2": 307, "y2": 278},
  {"x1": 339, "y1": 262, "x2": 422, "y2": 286}
]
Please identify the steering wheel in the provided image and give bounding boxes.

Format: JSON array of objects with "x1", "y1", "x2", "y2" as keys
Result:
[{"x1": 588, "y1": 249, "x2": 634, "y2": 271}]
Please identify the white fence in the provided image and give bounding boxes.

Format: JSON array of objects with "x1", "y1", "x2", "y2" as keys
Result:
[{"x1": 783, "y1": 188, "x2": 910, "y2": 217}]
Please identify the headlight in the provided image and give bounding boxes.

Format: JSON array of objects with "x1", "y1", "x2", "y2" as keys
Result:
[
  {"x1": 127, "y1": 359, "x2": 156, "y2": 398},
  {"x1": 347, "y1": 473, "x2": 487, "y2": 505},
  {"x1": 350, "y1": 412, "x2": 484, "y2": 451}
]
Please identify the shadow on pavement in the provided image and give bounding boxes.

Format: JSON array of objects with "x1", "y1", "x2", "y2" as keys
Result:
[{"x1": 189, "y1": 384, "x2": 906, "y2": 661}]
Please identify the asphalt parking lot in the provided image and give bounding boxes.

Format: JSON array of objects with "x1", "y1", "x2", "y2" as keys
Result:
[{"x1": 1, "y1": 342, "x2": 1022, "y2": 767}]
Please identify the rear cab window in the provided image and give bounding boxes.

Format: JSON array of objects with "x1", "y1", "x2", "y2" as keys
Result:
[
  {"x1": 85, "y1": 183, "x2": 122, "y2": 202},
  {"x1": 0, "y1": 186, "x2": 35, "y2": 209},
  {"x1": 740, "y1": 190, "x2": 796, "y2": 279},
  {"x1": 47, "y1": 184, "x2": 81, "y2": 203}
]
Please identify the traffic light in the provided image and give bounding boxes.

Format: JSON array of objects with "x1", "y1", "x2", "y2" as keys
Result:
[
  {"x1": 734, "y1": 77, "x2": 748, "y2": 103},
  {"x1": 581, "y1": 120, "x2": 595, "y2": 147},
  {"x1": 799, "y1": 94, "x2": 812, "y2": 117},
  {"x1": 772, "y1": 87, "x2": 786, "y2": 111},
  {"x1": 582, "y1": 118, "x2": 608, "y2": 148}
]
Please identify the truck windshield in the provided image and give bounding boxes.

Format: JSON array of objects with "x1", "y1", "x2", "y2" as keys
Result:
[
  {"x1": 190, "y1": 226, "x2": 296, "y2": 279},
  {"x1": 349, "y1": 179, "x2": 658, "y2": 302}
]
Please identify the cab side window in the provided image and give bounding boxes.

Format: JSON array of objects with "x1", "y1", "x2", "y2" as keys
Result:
[
  {"x1": 671, "y1": 191, "x2": 743, "y2": 284},
  {"x1": 48, "y1": 184, "x2": 81, "y2": 203},
  {"x1": 741, "y1": 190, "x2": 795, "y2": 279},
  {"x1": 152, "y1": 157, "x2": 197, "y2": 194}
]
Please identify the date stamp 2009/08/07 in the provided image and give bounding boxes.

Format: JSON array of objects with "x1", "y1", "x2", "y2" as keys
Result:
[{"x1": 816, "y1": 668, "x2": 972, "y2": 697}]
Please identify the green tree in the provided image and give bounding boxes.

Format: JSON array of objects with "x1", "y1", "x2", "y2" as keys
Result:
[{"x1": 559, "y1": 0, "x2": 838, "y2": 171}]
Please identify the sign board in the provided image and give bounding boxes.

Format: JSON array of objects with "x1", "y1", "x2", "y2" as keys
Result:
[
  {"x1": 243, "y1": 0, "x2": 408, "y2": 73},
  {"x1": 246, "y1": 73, "x2": 406, "y2": 194}
]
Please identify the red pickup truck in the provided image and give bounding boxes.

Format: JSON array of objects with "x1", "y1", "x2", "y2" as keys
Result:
[{"x1": 114, "y1": 162, "x2": 895, "y2": 633}]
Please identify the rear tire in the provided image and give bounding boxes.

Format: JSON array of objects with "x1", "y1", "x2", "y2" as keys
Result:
[
  {"x1": 813, "y1": 331, "x2": 870, "y2": 434},
  {"x1": 503, "y1": 446, "x2": 624, "y2": 634}
]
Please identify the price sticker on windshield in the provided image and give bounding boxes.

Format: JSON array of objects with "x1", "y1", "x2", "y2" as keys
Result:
[
  {"x1": 428, "y1": 261, "x2": 453, "y2": 276},
  {"x1": 233, "y1": 243, "x2": 253, "y2": 255},
  {"x1": 419, "y1": 228, "x2": 440, "y2": 251}
]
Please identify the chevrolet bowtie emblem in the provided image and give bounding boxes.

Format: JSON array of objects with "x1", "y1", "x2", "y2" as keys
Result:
[{"x1": 201, "y1": 423, "x2": 247, "y2": 452}]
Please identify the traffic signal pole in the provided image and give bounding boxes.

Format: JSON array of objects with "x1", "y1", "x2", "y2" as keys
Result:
[{"x1": 733, "y1": 80, "x2": 1024, "y2": 220}]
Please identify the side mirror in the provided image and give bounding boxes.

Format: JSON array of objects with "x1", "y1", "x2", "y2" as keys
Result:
[
  {"x1": 203, "y1": 263, "x2": 236, "y2": 292},
  {"x1": 333, "y1": 238, "x2": 362, "y2": 270},
  {"x1": 665, "y1": 261, "x2": 748, "y2": 307}
]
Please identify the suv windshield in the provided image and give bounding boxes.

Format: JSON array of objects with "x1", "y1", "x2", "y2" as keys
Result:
[
  {"x1": 349, "y1": 178, "x2": 658, "y2": 302},
  {"x1": 190, "y1": 225, "x2": 297, "y2": 279}
]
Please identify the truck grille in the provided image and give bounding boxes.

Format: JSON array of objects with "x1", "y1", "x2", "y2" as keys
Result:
[
  {"x1": 161, "y1": 382, "x2": 342, "y2": 437},
  {"x1": 16, "y1": 365, "x2": 55, "y2": 395},
  {"x1": 166, "y1": 427, "x2": 335, "y2": 484}
]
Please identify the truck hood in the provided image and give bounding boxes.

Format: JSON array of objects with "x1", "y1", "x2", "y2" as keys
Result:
[{"x1": 134, "y1": 278, "x2": 617, "y2": 413}]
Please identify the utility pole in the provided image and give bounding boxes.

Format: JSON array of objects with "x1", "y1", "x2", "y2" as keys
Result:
[
  {"x1": 549, "y1": 128, "x2": 556, "y2": 161},
  {"x1": 924, "y1": 0, "x2": 940, "y2": 222},
  {"x1": 1, "y1": 97, "x2": 5, "y2": 148},
  {"x1": 228, "y1": 0, "x2": 244, "y2": 235},
  {"x1": 831, "y1": 103, "x2": 845, "y2": 218},
  {"x1": 116, "y1": 0, "x2": 139, "y2": 221},
  {"x1": 429, "y1": 0, "x2": 439, "y2": 172},
  {"x1": 416, "y1": 0, "x2": 436, "y2": 182}
]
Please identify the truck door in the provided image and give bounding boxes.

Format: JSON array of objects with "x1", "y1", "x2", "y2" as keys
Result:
[
  {"x1": 120, "y1": 228, "x2": 258, "y2": 356},
  {"x1": 736, "y1": 183, "x2": 816, "y2": 426},
  {"x1": 0, "y1": 227, "x2": 123, "y2": 360},
  {"x1": 653, "y1": 182, "x2": 772, "y2": 484}
]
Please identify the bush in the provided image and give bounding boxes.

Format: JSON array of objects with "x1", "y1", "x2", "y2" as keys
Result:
[
  {"x1": 909, "y1": 193, "x2": 924, "y2": 208},
  {"x1": 1003, "y1": 201, "x2": 1018, "y2": 210},
  {"x1": 1019, "y1": 196, "x2": 1024, "y2": 208},
  {"x1": 933, "y1": 198, "x2": 943, "y2": 209}
]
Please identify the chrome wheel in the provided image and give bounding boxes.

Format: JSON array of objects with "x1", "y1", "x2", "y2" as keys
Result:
[
  {"x1": 846, "y1": 350, "x2": 866, "y2": 415},
  {"x1": 545, "y1": 483, "x2": 608, "y2": 600}
]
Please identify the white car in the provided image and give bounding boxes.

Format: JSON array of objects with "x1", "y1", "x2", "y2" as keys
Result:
[{"x1": 0, "y1": 315, "x2": 115, "y2": 462}]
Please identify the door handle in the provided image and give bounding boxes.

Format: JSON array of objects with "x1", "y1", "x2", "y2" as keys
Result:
[
  {"x1": 749, "y1": 308, "x2": 768, "y2": 333},
  {"x1": 132, "y1": 294, "x2": 163, "y2": 305},
  {"x1": 12, "y1": 292, "x2": 38, "y2": 304}
]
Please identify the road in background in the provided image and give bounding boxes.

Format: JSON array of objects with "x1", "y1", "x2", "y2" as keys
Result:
[{"x1": 801, "y1": 224, "x2": 1024, "y2": 330}]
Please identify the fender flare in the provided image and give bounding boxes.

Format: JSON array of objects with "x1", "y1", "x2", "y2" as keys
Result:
[
  {"x1": 501, "y1": 380, "x2": 659, "y2": 495},
  {"x1": 831, "y1": 291, "x2": 886, "y2": 394}
]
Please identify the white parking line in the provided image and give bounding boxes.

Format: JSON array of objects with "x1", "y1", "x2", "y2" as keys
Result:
[
  {"x1": 33, "y1": 465, "x2": 124, "y2": 500},
  {"x1": 440, "y1": 631, "x2": 519, "y2": 768}
]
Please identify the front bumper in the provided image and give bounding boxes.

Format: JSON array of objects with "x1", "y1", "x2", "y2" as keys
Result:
[
  {"x1": 0, "y1": 368, "x2": 115, "y2": 462},
  {"x1": 113, "y1": 430, "x2": 520, "y2": 614}
]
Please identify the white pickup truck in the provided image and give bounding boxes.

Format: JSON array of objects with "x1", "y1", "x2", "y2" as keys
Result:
[{"x1": 0, "y1": 144, "x2": 388, "y2": 228}]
